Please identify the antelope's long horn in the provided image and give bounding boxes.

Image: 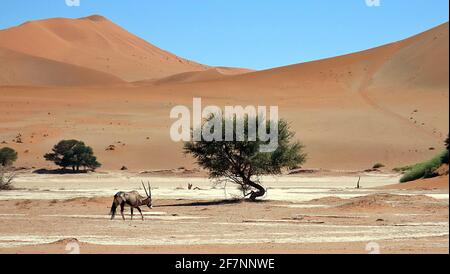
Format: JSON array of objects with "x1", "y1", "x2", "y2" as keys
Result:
[
  {"x1": 148, "y1": 181, "x2": 152, "y2": 198},
  {"x1": 141, "y1": 181, "x2": 149, "y2": 196}
]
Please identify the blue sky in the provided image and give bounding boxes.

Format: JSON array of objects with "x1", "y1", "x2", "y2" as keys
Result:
[{"x1": 0, "y1": 0, "x2": 448, "y2": 70}]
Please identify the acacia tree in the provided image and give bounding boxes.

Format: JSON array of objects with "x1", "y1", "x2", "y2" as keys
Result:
[
  {"x1": 44, "y1": 140, "x2": 101, "y2": 171},
  {"x1": 0, "y1": 147, "x2": 18, "y2": 167},
  {"x1": 184, "y1": 115, "x2": 306, "y2": 201}
]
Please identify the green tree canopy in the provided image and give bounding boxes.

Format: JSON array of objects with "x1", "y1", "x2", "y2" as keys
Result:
[
  {"x1": 0, "y1": 147, "x2": 18, "y2": 167},
  {"x1": 44, "y1": 140, "x2": 101, "y2": 171},
  {"x1": 184, "y1": 115, "x2": 306, "y2": 201}
]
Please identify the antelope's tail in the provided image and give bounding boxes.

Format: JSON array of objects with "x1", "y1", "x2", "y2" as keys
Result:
[{"x1": 110, "y1": 199, "x2": 118, "y2": 220}]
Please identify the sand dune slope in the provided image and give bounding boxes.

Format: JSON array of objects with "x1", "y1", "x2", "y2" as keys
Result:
[
  {"x1": 0, "y1": 47, "x2": 124, "y2": 86},
  {"x1": 0, "y1": 15, "x2": 209, "y2": 82},
  {"x1": 215, "y1": 23, "x2": 448, "y2": 94},
  {"x1": 141, "y1": 22, "x2": 449, "y2": 170},
  {"x1": 148, "y1": 67, "x2": 253, "y2": 85},
  {"x1": 363, "y1": 23, "x2": 449, "y2": 143},
  {"x1": 0, "y1": 20, "x2": 447, "y2": 171},
  {"x1": 370, "y1": 23, "x2": 449, "y2": 91}
]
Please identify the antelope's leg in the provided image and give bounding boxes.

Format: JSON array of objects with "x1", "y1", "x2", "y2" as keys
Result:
[
  {"x1": 120, "y1": 203, "x2": 126, "y2": 221},
  {"x1": 130, "y1": 208, "x2": 134, "y2": 220},
  {"x1": 136, "y1": 207, "x2": 144, "y2": 220}
]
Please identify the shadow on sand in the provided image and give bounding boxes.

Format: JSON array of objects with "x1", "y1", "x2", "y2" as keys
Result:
[
  {"x1": 156, "y1": 199, "x2": 267, "y2": 208},
  {"x1": 33, "y1": 169, "x2": 89, "y2": 175}
]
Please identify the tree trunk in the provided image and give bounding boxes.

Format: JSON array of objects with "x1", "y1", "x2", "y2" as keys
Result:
[{"x1": 244, "y1": 179, "x2": 266, "y2": 201}]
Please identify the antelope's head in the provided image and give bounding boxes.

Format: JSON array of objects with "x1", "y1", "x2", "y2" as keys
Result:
[{"x1": 141, "y1": 181, "x2": 153, "y2": 209}]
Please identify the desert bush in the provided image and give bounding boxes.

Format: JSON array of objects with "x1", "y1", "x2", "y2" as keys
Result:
[
  {"x1": 442, "y1": 150, "x2": 449, "y2": 165},
  {"x1": 0, "y1": 147, "x2": 18, "y2": 167},
  {"x1": 44, "y1": 140, "x2": 101, "y2": 171},
  {"x1": 400, "y1": 150, "x2": 447, "y2": 183},
  {"x1": 372, "y1": 163, "x2": 385, "y2": 169}
]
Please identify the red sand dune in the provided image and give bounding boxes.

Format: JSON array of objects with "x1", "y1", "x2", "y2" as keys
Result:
[
  {"x1": 0, "y1": 15, "x2": 209, "y2": 82},
  {"x1": 148, "y1": 67, "x2": 253, "y2": 85},
  {"x1": 0, "y1": 17, "x2": 448, "y2": 171},
  {"x1": 0, "y1": 47, "x2": 124, "y2": 86},
  {"x1": 0, "y1": 15, "x2": 251, "y2": 84},
  {"x1": 140, "y1": 22, "x2": 448, "y2": 170}
]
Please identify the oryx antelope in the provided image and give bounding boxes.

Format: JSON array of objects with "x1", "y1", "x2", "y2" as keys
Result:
[{"x1": 110, "y1": 181, "x2": 153, "y2": 220}]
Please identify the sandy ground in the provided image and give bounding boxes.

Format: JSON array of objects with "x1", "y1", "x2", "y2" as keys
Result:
[
  {"x1": 1, "y1": 236, "x2": 448, "y2": 254},
  {"x1": 381, "y1": 175, "x2": 449, "y2": 190},
  {"x1": 0, "y1": 173, "x2": 448, "y2": 254}
]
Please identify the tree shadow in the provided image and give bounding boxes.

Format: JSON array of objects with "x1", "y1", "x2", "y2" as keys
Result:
[
  {"x1": 33, "y1": 169, "x2": 89, "y2": 175},
  {"x1": 156, "y1": 199, "x2": 242, "y2": 207},
  {"x1": 156, "y1": 198, "x2": 268, "y2": 207}
]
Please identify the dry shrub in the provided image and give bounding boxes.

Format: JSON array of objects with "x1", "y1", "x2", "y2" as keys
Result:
[{"x1": 0, "y1": 168, "x2": 15, "y2": 190}]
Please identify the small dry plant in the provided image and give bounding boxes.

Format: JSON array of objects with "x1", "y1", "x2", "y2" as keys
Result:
[{"x1": 0, "y1": 168, "x2": 15, "y2": 190}]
